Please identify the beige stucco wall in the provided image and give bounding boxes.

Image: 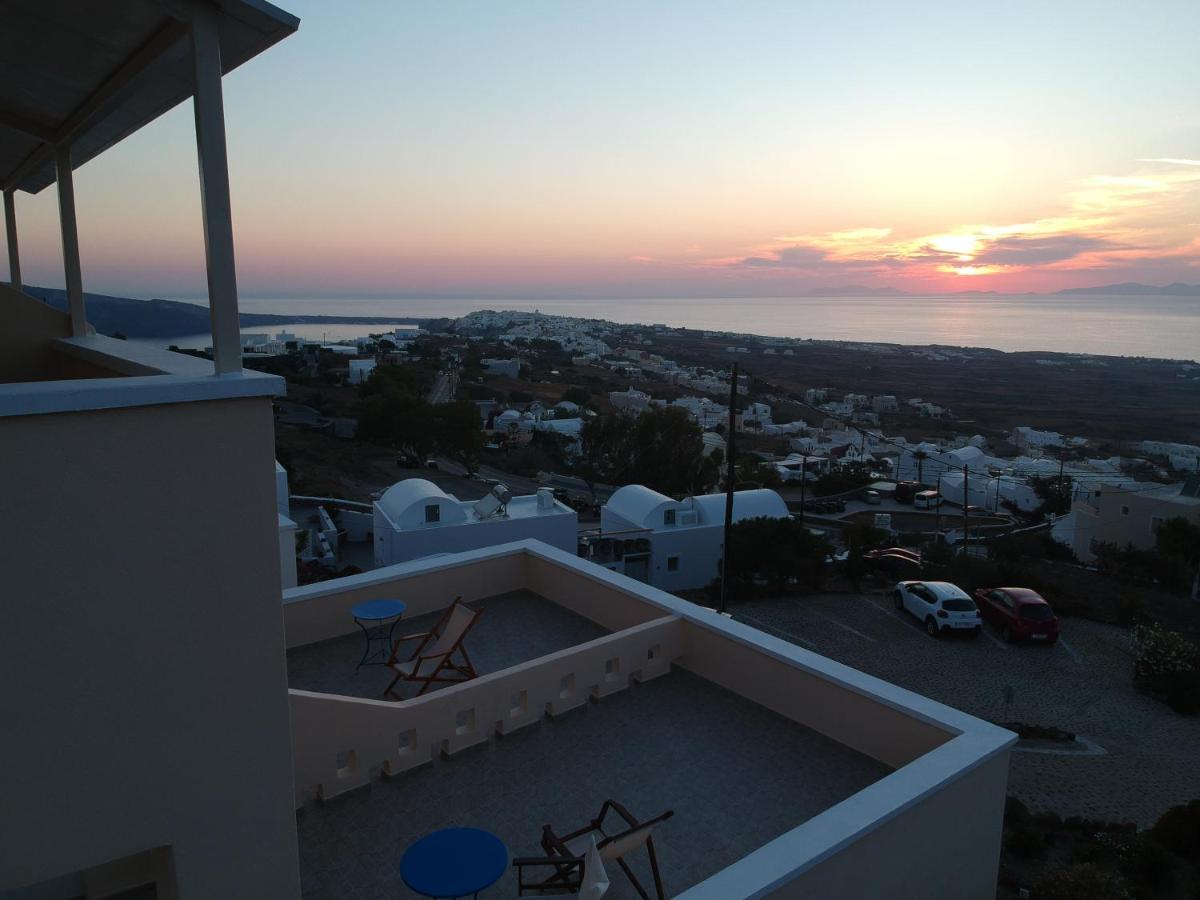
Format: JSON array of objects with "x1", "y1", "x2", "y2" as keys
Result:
[
  {"x1": 0, "y1": 397, "x2": 301, "y2": 898},
  {"x1": 765, "y1": 750, "x2": 1010, "y2": 899},
  {"x1": 290, "y1": 616, "x2": 681, "y2": 801},
  {"x1": 0, "y1": 283, "x2": 71, "y2": 382},
  {"x1": 678, "y1": 620, "x2": 951, "y2": 768}
]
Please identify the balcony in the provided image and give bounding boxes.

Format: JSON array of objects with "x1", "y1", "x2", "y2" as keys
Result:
[
  {"x1": 284, "y1": 541, "x2": 1016, "y2": 899},
  {"x1": 0, "y1": 284, "x2": 282, "y2": 417}
]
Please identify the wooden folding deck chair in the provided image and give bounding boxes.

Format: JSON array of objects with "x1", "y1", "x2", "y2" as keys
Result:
[
  {"x1": 383, "y1": 597, "x2": 482, "y2": 699},
  {"x1": 515, "y1": 800, "x2": 673, "y2": 899}
]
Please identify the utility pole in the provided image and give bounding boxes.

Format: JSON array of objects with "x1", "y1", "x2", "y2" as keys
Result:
[
  {"x1": 1058, "y1": 453, "x2": 1067, "y2": 515},
  {"x1": 935, "y1": 491, "x2": 943, "y2": 542},
  {"x1": 961, "y1": 465, "x2": 970, "y2": 556},
  {"x1": 798, "y1": 455, "x2": 808, "y2": 526},
  {"x1": 719, "y1": 363, "x2": 738, "y2": 614}
]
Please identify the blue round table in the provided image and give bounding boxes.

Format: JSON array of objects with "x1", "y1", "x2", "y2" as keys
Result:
[
  {"x1": 351, "y1": 599, "x2": 406, "y2": 671},
  {"x1": 401, "y1": 827, "x2": 508, "y2": 899}
]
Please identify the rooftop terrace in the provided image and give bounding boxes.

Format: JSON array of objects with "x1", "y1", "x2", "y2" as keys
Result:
[
  {"x1": 283, "y1": 540, "x2": 1016, "y2": 899},
  {"x1": 287, "y1": 590, "x2": 610, "y2": 700},
  {"x1": 299, "y1": 668, "x2": 889, "y2": 899}
]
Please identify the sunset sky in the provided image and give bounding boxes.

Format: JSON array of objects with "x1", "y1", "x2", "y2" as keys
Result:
[{"x1": 4, "y1": 0, "x2": 1199, "y2": 300}]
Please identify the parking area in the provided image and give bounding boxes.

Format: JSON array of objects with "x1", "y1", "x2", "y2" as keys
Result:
[{"x1": 734, "y1": 591, "x2": 1200, "y2": 826}]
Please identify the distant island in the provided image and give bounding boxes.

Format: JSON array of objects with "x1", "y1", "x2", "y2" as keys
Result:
[
  {"x1": 23, "y1": 286, "x2": 428, "y2": 339},
  {"x1": 1054, "y1": 282, "x2": 1200, "y2": 297},
  {"x1": 804, "y1": 282, "x2": 1200, "y2": 298}
]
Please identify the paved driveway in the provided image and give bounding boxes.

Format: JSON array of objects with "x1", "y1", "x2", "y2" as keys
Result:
[{"x1": 733, "y1": 591, "x2": 1200, "y2": 826}]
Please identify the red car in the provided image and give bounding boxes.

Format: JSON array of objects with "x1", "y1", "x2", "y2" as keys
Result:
[{"x1": 973, "y1": 587, "x2": 1059, "y2": 643}]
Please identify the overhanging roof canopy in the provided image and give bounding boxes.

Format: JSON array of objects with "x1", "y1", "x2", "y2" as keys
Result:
[{"x1": 0, "y1": 0, "x2": 298, "y2": 194}]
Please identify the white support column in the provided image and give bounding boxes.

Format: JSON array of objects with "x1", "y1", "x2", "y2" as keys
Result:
[
  {"x1": 190, "y1": 7, "x2": 242, "y2": 375},
  {"x1": 54, "y1": 146, "x2": 87, "y2": 335},
  {"x1": 3, "y1": 189, "x2": 20, "y2": 291}
]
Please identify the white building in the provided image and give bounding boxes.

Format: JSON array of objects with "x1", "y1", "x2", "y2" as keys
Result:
[
  {"x1": 1011, "y1": 426, "x2": 1065, "y2": 450},
  {"x1": 348, "y1": 358, "x2": 377, "y2": 384},
  {"x1": 672, "y1": 396, "x2": 728, "y2": 429},
  {"x1": 593, "y1": 485, "x2": 790, "y2": 590},
  {"x1": 871, "y1": 395, "x2": 898, "y2": 413},
  {"x1": 373, "y1": 479, "x2": 577, "y2": 566},
  {"x1": 608, "y1": 387, "x2": 652, "y2": 413}
]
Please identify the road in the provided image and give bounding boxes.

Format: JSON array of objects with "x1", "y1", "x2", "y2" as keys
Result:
[
  {"x1": 732, "y1": 590, "x2": 1200, "y2": 826},
  {"x1": 427, "y1": 371, "x2": 456, "y2": 405}
]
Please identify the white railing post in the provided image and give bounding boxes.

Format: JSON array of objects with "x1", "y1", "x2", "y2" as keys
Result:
[
  {"x1": 3, "y1": 189, "x2": 21, "y2": 292},
  {"x1": 190, "y1": 6, "x2": 242, "y2": 375},
  {"x1": 54, "y1": 147, "x2": 86, "y2": 335}
]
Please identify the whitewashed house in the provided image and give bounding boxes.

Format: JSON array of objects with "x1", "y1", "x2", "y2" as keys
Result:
[
  {"x1": 373, "y1": 479, "x2": 576, "y2": 567},
  {"x1": 608, "y1": 388, "x2": 652, "y2": 413},
  {"x1": 592, "y1": 485, "x2": 790, "y2": 590},
  {"x1": 348, "y1": 358, "x2": 377, "y2": 384},
  {"x1": 1011, "y1": 426, "x2": 1065, "y2": 451}
]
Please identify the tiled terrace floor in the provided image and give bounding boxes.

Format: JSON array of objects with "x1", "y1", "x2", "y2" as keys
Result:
[
  {"x1": 297, "y1": 668, "x2": 891, "y2": 899},
  {"x1": 287, "y1": 590, "x2": 610, "y2": 700}
]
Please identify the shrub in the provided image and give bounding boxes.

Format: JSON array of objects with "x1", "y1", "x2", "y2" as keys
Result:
[
  {"x1": 1132, "y1": 623, "x2": 1200, "y2": 714},
  {"x1": 1005, "y1": 796, "x2": 1032, "y2": 826},
  {"x1": 1131, "y1": 622, "x2": 1199, "y2": 677},
  {"x1": 1006, "y1": 824, "x2": 1047, "y2": 860},
  {"x1": 1150, "y1": 800, "x2": 1200, "y2": 856},
  {"x1": 1120, "y1": 835, "x2": 1173, "y2": 889},
  {"x1": 1034, "y1": 863, "x2": 1130, "y2": 900}
]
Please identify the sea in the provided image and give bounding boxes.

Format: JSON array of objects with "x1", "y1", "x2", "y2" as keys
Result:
[{"x1": 145, "y1": 293, "x2": 1199, "y2": 363}]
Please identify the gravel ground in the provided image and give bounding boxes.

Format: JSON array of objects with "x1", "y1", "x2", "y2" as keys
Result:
[{"x1": 733, "y1": 590, "x2": 1200, "y2": 827}]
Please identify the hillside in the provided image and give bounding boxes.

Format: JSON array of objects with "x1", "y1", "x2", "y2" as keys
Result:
[{"x1": 22, "y1": 286, "x2": 425, "y2": 338}]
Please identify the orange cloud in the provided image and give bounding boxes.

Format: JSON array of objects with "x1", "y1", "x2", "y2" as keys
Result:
[{"x1": 708, "y1": 160, "x2": 1200, "y2": 287}]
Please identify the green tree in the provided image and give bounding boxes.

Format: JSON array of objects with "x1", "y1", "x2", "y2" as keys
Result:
[
  {"x1": 357, "y1": 391, "x2": 436, "y2": 461},
  {"x1": 580, "y1": 407, "x2": 719, "y2": 497},
  {"x1": 729, "y1": 516, "x2": 831, "y2": 593},
  {"x1": 431, "y1": 400, "x2": 484, "y2": 474},
  {"x1": 561, "y1": 386, "x2": 591, "y2": 407},
  {"x1": 737, "y1": 458, "x2": 783, "y2": 488},
  {"x1": 1155, "y1": 517, "x2": 1200, "y2": 567}
]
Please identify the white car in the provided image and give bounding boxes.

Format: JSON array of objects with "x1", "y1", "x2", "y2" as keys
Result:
[{"x1": 893, "y1": 581, "x2": 982, "y2": 638}]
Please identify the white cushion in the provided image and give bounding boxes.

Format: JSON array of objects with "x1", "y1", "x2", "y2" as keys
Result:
[{"x1": 576, "y1": 835, "x2": 609, "y2": 900}]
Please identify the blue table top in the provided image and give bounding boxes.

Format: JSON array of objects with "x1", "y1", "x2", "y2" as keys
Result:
[
  {"x1": 351, "y1": 599, "x2": 407, "y2": 621},
  {"x1": 401, "y1": 827, "x2": 508, "y2": 898}
]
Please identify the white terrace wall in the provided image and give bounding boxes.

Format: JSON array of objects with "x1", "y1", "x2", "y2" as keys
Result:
[
  {"x1": 678, "y1": 620, "x2": 949, "y2": 769},
  {"x1": 289, "y1": 617, "x2": 682, "y2": 801},
  {"x1": 765, "y1": 750, "x2": 1009, "y2": 900}
]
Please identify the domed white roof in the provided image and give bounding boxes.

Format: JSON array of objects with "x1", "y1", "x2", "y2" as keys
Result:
[
  {"x1": 378, "y1": 478, "x2": 453, "y2": 522},
  {"x1": 692, "y1": 489, "x2": 789, "y2": 525},
  {"x1": 605, "y1": 484, "x2": 676, "y2": 529}
]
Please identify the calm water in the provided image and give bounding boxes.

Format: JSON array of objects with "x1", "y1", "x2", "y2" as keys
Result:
[{"x1": 147, "y1": 294, "x2": 1199, "y2": 362}]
